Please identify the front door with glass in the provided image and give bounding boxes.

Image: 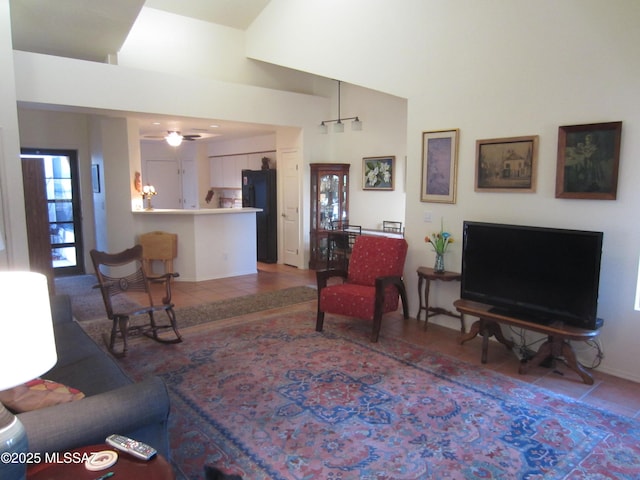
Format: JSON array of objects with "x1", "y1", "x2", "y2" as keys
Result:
[{"x1": 21, "y1": 149, "x2": 84, "y2": 276}]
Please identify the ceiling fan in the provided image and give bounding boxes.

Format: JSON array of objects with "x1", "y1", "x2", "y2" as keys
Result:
[{"x1": 164, "y1": 131, "x2": 200, "y2": 146}]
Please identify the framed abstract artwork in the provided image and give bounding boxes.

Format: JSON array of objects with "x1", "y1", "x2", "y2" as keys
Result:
[
  {"x1": 475, "y1": 135, "x2": 538, "y2": 192},
  {"x1": 555, "y1": 121, "x2": 622, "y2": 200},
  {"x1": 421, "y1": 129, "x2": 459, "y2": 203},
  {"x1": 363, "y1": 156, "x2": 395, "y2": 190}
]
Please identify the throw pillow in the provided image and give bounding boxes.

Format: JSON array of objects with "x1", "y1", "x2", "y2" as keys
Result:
[{"x1": 0, "y1": 378, "x2": 84, "y2": 413}]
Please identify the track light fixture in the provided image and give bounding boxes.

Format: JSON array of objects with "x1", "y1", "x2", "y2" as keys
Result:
[{"x1": 319, "y1": 80, "x2": 362, "y2": 134}]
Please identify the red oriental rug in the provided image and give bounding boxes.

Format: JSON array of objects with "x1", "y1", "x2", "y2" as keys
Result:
[{"x1": 118, "y1": 303, "x2": 640, "y2": 479}]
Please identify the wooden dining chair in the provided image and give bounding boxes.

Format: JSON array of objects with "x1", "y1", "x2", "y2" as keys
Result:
[
  {"x1": 327, "y1": 224, "x2": 361, "y2": 269},
  {"x1": 383, "y1": 221, "x2": 403, "y2": 235}
]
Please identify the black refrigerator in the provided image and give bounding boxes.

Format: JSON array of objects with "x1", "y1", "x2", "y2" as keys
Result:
[{"x1": 242, "y1": 169, "x2": 277, "y2": 263}]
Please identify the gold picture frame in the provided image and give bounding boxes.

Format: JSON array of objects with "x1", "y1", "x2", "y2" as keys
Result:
[
  {"x1": 421, "y1": 129, "x2": 459, "y2": 203},
  {"x1": 475, "y1": 135, "x2": 538, "y2": 192}
]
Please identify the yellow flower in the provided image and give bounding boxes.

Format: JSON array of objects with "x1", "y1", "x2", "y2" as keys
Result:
[{"x1": 425, "y1": 219, "x2": 453, "y2": 254}]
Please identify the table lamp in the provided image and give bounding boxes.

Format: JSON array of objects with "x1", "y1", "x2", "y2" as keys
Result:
[
  {"x1": 0, "y1": 272, "x2": 57, "y2": 480},
  {"x1": 142, "y1": 184, "x2": 157, "y2": 210}
]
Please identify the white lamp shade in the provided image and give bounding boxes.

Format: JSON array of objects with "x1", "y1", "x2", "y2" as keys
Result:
[
  {"x1": 142, "y1": 185, "x2": 156, "y2": 195},
  {"x1": 0, "y1": 272, "x2": 57, "y2": 390}
]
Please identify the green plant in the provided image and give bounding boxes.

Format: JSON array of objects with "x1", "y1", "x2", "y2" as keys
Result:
[{"x1": 425, "y1": 219, "x2": 453, "y2": 254}]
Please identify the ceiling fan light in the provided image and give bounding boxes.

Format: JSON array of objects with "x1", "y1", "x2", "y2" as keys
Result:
[{"x1": 165, "y1": 131, "x2": 183, "y2": 147}]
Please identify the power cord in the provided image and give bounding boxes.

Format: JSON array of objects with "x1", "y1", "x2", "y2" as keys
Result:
[{"x1": 506, "y1": 326, "x2": 604, "y2": 369}]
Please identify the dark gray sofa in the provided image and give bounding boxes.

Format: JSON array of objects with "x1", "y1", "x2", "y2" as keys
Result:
[{"x1": 17, "y1": 295, "x2": 171, "y2": 458}]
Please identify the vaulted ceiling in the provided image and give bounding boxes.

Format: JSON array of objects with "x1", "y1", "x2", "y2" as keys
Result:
[
  {"x1": 9, "y1": 0, "x2": 270, "y2": 62},
  {"x1": 9, "y1": 0, "x2": 277, "y2": 142}
]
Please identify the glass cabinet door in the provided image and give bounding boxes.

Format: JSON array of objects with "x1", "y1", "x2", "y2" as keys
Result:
[
  {"x1": 319, "y1": 173, "x2": 340, "y2": 230},
  {"x1": 310, "y1": 163, "x2": 350, "y2": 269}
]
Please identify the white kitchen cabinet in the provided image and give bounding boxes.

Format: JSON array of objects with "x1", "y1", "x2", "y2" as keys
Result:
[
  {"x1": 210, "y1": 155, "x2": 246, "y2": 189},
  {"x1": 210, "y1": 157, "x2": 224, "y2": 188}
]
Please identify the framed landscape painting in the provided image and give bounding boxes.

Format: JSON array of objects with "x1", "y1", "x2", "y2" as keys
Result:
[
  {"x1": 555, "y1": 121, "x2": 622, "y2": 200},
  {"x1": 363, "y1": 156, "x2": 395, "y2": 190},
  {"x1": 421, "y1": 129, "x2": 459, "y2": 203},
  {"x1": 475, "y1": 135, "x2": 538, "y2": 192}
]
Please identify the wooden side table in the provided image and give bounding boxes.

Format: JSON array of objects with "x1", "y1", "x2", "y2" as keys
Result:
[
  {"x1": 416, "y1": 266, "x2": 465, "y2": 333},
  {"x1": 27, "y1": 443, "x2": 175, "y2": 480}
]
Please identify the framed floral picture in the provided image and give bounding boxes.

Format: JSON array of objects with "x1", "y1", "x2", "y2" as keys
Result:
[
  {"x1": 475, "y1": 135, "x2": 538, "y2": 192},
  {"x1": 421, "y1": 129, "x2": 459, "y2": 203},
  {"x1": 555, "y1": 121, "x2": 622, "y2": 200},
  {"x1": 363, "y1": 156, "x2": 395, "y2": 190}
]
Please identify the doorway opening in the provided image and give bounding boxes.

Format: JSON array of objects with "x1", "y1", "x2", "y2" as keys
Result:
[{"x1": 21, "y1": 149, "x2": 85, "y2": 276}]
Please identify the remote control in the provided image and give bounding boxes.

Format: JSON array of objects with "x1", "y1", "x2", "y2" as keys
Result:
[{"x1": 105, "y1": 434, "x2": 157, "y2": 460}]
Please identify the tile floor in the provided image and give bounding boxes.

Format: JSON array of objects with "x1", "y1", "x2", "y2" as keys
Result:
[{"x1": 165, "y1": 262, "x2": 640, "y2": 420}]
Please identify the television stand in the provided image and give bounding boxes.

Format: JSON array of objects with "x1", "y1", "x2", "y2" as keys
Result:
[{"x1": 453, "y1": 299, "x2": 601, "y2": 385}]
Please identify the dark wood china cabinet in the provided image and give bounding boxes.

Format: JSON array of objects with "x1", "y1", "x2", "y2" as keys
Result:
[{"x1": 309, "y1": 163, "x2": 350, "y2": 269}]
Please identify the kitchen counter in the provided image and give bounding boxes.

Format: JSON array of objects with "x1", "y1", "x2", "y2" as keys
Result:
[
  {"x1": 133, "y1": 208, "x2": 262, "y2": 281},
  {"x1": 133, "y1": 207, "x2": 261, "y2": 215}
]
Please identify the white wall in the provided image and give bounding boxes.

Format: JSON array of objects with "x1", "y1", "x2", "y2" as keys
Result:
[
  {"x1": 118, "y1": 7, "x2": 322, "y2": 94},
  {"x1": 0, "y1": 0, "x2": 28, "y2": 268},
  {"x1": 246, "y1": 0, "x2": 640, "y2": 381},
  {"x1": 321, "y1": 82, "x2": 407, "y2": 231},
  {"x1": 207, "y1": 134, "x2": 276, "y2": 157},
  {"x1": 17, "y1": 109, "x2": 96, "y2": 270}
]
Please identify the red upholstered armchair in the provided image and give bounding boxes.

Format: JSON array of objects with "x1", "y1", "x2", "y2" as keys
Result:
[{"x1": 316, "y1": 235, "x2": 409, "y2": 342}]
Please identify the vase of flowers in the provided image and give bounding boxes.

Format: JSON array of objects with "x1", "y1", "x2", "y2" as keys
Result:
[{"x1": 425, "y1": 220, "x2": 453, "y2": 273}]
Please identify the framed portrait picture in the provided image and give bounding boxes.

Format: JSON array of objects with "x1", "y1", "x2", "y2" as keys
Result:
[
  {"x1": 555, "y1": 121, "x2": 622, "y2": 200},
  {"x1": 421, "y1": 129, "x2": 459, "y2": 203},
  {"x1": 475, "y1": 135, "x2": 538, "y2": 192},
  {"x1": 363, "y1": 156, "x2": 395, "y2": 190}
]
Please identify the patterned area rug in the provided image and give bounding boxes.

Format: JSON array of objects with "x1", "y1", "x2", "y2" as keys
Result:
[
  {"x1": 55, "y1": 274, "x2": 142, "y2": 321},
  {"x1": 116, "y1": 303, "x2": 640, "y2": 480},
  {"x1": 77, "y1": 286, "x2": 317, "y2": 345}
]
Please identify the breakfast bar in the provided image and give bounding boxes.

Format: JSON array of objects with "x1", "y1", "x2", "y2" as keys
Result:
[{"x1": 133, "y1": 208, "x2": 261, "y2": 281}]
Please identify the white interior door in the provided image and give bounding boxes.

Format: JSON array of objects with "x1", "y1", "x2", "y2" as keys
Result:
[
  {"x1": 145, "y1": 160, "x2": 181, "y2": 209},
  {"x1": 181, "y1": 157, "x2": 198, "y2": 209},
  {"x1": 281, "y1": 149, "x2": 301, "y2": 267}
]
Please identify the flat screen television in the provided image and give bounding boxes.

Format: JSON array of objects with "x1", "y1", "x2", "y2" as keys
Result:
[{"x1": 461, "y1": 221, "x2": 604, "y2": 330}]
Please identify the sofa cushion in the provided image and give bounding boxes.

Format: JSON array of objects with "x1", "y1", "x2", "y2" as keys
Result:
[
  {"x1": 52, "y1": 320, "x2": 109, "y2": 367},
  {"x1": 46, "y1": 312, "x2": 133, "y2": 396},
  {"x1": 0, "y1": 378, "x2": 84, "y2": 413},
  {"x1": 44, "y1": 353, "x2": 133, "y2": 397}
]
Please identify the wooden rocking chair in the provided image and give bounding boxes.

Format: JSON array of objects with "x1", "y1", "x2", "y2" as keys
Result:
[{"x1": 90, "y1": 245, "x2": 182, "y2": 357}]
